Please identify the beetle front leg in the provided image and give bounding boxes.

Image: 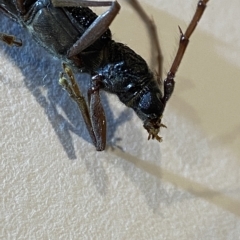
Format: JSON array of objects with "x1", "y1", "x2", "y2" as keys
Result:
[
  {"x1": 59, "y1": 63, "x2": 106, "y2": 151},
  {"x1": 52, "y1": 0, "x2": 121, "y2": 56},
  {"x1": 126, "y1": 0, "x2": 163, "y2": 85},
  {"x1": 162, "y1": 0, "x2": 209, "y2": 105}
]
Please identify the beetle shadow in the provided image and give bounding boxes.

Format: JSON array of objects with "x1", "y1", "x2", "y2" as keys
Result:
[
  {"x1": 107, "y1": 146, "x2": 240, "y2": 216},
  {"x1": 1, "y1": 15, "x2": 133, "y2": 159}
]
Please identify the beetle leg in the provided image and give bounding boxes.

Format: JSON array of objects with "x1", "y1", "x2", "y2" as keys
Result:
[
  {"x1": 126, "y1": 0, "x2": 163, "y2": 85},
  {"x1": 0, "y1": 33, "x2": 22, "y2": 47},
  {"x1": 88, "y1": 75, "x2": 107, "y2": 151},
  {"x1": 52, "y1": 0, "x2": 115, "y2": 7},
  {"x1": 59, "y1": 63, "x2": 106, "y2": 150},
  {"x1": 162, "y1": 0, "x2": 209, "y2": 104},
  {"x1": 59, "y1": 63, "x2": 97, "y2": 149},
  {"x1": 52, "y1": 0, "x2": 121, "y2": 57}
]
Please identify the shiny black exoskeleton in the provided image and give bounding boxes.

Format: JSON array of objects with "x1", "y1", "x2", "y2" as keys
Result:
[
  {"x1": 0, "y1": 0, "x2": 209, "y2": 150},
  {"x1": 0, "y1": 0, "x2": 165, "y2": 144}
]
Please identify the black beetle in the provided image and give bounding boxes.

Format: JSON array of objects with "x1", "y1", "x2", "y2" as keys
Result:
[{"x1": 0, "y1": 0, "x2": 209, "y2": 150}]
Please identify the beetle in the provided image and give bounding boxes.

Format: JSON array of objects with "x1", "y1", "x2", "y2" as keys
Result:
[{"x1": 0, "y1": 0, "x2": 209, "y2": 151}]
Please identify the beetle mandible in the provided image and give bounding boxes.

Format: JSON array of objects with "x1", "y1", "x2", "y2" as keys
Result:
[{"x1": 0, "y1": 0, "x2": 209, "y2": 151}]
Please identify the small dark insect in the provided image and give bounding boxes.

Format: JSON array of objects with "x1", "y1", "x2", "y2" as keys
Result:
[{"x1": 0, "y1": 0, "x2": 209, "y2": 151}]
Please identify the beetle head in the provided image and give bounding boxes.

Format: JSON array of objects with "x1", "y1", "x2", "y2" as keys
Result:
[{"x1": 134, "y1": 83, "x2": 167, "y2": 142}]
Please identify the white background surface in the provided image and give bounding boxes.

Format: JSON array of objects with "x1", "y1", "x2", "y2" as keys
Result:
[{"x1": 1, "y1": 0, "x2": 240, "y2": 239}]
